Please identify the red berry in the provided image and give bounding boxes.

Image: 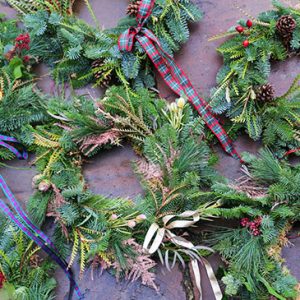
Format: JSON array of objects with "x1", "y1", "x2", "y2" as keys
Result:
[
  {"x1": 0, "y1": 272, "x2": 5, "y2": 289},
  {"x1": 23, "y1": 55, "x2": 30, "y2": 63},
  {"x1": 246, "y1": 19, "x2": 253, "y2": 28},
  {"x1": 15, "y1": 33, "x2": 31, "y2": 51},
  {"x1": 236, "y1": 25, "x2": 244, "y2": 33},
  {"x1": 243, "y1": 40, "x2": 250, "y2": 47},
  {"x1": 240, "y1": 218, "x2": 249, "y2": 227},
  {"x1": 253, "y1": 229, "x2": 261, "y2": 236}
]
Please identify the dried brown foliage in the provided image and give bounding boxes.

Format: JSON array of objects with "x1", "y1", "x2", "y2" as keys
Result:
[
  {"x1": 230, "y1": 175, "x2": 268, "y2": 199},
  {"x1": 113, "y1": 239, "x2": 158, "y2": 292},
  {"x1": 77, "y1": 130, "x2": 121, "y2": 155},
  {"x1": 136, "y1": 159, "x2": 163, "y2": 182}
]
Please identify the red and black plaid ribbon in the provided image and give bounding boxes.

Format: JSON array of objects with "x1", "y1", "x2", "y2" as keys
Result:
[{"x1": 118, "y1": 0, "x2": 242, "y2": 162}]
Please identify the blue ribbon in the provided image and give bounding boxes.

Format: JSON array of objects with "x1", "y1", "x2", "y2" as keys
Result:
[{"x1": 0, "y1": 175, "x2": 84, "y2": 299}]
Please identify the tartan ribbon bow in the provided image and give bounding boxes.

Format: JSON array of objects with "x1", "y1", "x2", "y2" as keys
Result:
[
  {"x1": 118, "y1": 0, "x2": 242, "y2": 162},
  {"x1": 143, "y1": 210, "x2": 222, "y2": 300}
]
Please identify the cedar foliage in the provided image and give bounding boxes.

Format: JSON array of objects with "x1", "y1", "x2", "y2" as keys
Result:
[
  {"x1": 7, "y1": 0, "x2": 75, "y2": 16},
  {"x1": 0, "y1": 217, "x2": 56, "y2": 299}
]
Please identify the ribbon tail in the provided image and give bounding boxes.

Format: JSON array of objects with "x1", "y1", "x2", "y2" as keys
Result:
[
  {"x1": 0, "y1": 178, "x2": 83, "y2": 299},
  {"x1": 191, "y1": 259, "x2": 202, "y2": 300},
  {"x1": 191, "y1": 258, "x2": 222, "y2": 300},
  {"x1": 0, "y1": 140, "x2": 27, "y2": 160},
  {"x1": 0, "y1": 175, "x2": 59, "y2": 254},
  {"x1": 0, "y1": 200, "x2": 83, "y2": 299},
  {"x1": 143, "y1": 223, "x2": 166, "y2": 254},
  {"x1": 135, "y1": 34, "x2": 242, "y2": 162},
  {"x1": 136, "y1": 0, "x2": 155, "y2": 25},
  {"x1": 202, "y1": 258, "x2": 223, "y2": 300}
]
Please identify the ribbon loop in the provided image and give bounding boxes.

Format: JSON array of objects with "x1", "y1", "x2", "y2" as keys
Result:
[
  {"x1": 163, "y1": 210, "x2": 200, "y2": 229},
  {"x1": 0, "y1": 134, "x2": 28, "y2": 160},
  {"x1": 143, "y1": 210, "x2": 222, "y2": 300},
  {"x1": 143, "y1": 223, "x2": 165, "y2": 254},
  {"x1": 118, "y1": 0, "x2": 242, "y2": 162},
  {"x1": 136, "y1": 0, "x2": 155, "y2": 25}
]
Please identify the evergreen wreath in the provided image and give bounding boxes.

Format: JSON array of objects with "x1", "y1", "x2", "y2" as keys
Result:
[
  {"x1": 210, "y1": 0, "x2": 300, "y2": 157},
  {"x1": 0, "y1": 1, "x2": 300, "y2": 300},
  {"x1": 10, "y1": 0, "x2": 203, "y2": 89},
  {"x1": 0, "y1": 2, "x2": 220, "y2": 299}
]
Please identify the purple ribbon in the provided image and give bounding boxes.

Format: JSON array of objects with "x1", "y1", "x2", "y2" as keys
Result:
[
  {"x1": 0, "y1": 134, "x2": 28, "y2": 160},
  {"x1": 0, "y1": 175, "x2": 83, "y2": 299}
]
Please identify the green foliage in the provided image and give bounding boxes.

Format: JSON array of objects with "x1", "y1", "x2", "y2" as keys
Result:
[
  {"x1": 103, "y1": 86, "x2": 164, "y2": 145},
  {"x1": 138, "y1": 121, "x2": 216, "y2": 219},
  {"x1": 212, "y1": 225, "x2": 297, "y2": 299},
  {"x1": 7, "y1": 0, "x2": 75, "y2": 16},
  {"x1": 23, "y1": 0, "x2": 202, "y2": 89},
  {"x1": 0, "y1": 216, "x2": 56, "y2": 300},
  {"x1": 206, "y1": 149, "x2": 300, "y2": 298},
  {"x1": 211, "y1": 1, "x2": 300, "y2": 156},
  {"x1": 262, "y1": 75, "x2": 300, "y2": 157},
  {"x1": 244, "y1": 149, "x2": 300, "y2": 206},
  {"x1": 0, "y1": 68, "x2": 47, "y2": 162},
  {"x1": 150, "y1": 0, "x2": 203, "y2": 52},
  {"x1": 222, "y1": 274, "x2": 242, "y2": 296},
  {"x1": 0, "y1": 76, "x2": 47, "y2": 134},
  {"x1": 0, "y1": 15, "x2": 44, "y2": 161}
]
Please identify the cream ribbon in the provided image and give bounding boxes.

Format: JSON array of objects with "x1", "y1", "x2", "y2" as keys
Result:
[{"x1": 143, "y1": 210, "x2": 222, "y2": 300}]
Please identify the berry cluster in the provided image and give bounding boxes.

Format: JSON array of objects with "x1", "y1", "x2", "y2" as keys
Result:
[
  {"x1": 15, "y1": 33, "x2": 30, "y2": 51},
  {"x1": 5, "y1": 33, "x2": 31, "y2": 63},
  {"x1": 235, "y1": 19, "x2": 253, "y2": 48},
  {"x1": 0, "y1": 272, "x2": 5, "y2": 289},
  {"x1": 240, "y1": 216, "x2": 262, "y2": 236}
]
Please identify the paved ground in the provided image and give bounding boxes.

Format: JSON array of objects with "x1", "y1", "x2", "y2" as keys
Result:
[{"x1": 1, "y1": 0, "x2": 300, "y2": 299}]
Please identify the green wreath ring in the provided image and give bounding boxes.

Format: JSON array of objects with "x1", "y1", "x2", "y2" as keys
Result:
[{"x1": 0, "y1": 1, "x2": 220, "y2": 299}]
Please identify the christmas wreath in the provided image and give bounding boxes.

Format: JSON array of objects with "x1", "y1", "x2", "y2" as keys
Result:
[
  {"x1": 1, "y1": 1, "x2": 225, "y2": 299},
  {"x1": 11, "y1": 0, "x2": 203, "y2": 89},
  {"x1": 210, "y1": 1, "x2": 300, "y2": 157},
  {"x1": 0, "y1": 1, "x2": 300, "y2": 300}
]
